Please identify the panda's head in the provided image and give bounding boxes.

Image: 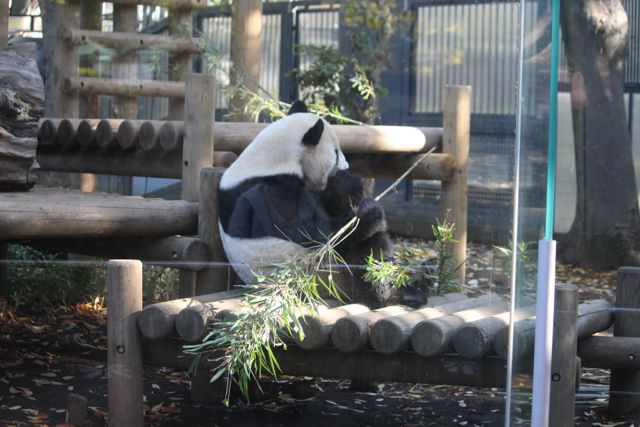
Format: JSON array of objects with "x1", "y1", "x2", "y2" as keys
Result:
[{"x1": 220, "y1": 101, "x2": 348, "y2": 192}]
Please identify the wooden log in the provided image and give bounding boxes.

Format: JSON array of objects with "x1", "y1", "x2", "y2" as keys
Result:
[
  {"x1": 441, "y1": 85, "x2": 470, "y2": 285},
  {"x1": 65, "y1": 393, "x2": 88, "y2": 426},
  {"x1": 579, "y1": 336, "x2": 640, "y2": 370},
  {"x1": 0, "y1": 191, "x2": 198, "y2": 240},
  {"x1": 117, "y1": 120, "x2": 139, "y2": 150},
  {"x1": 181, "y1": 73, "x2": 216, "y2": 202},
  {"x1": 175, "y1": 297, "x2": 243, "y2": 342},
  {"x1": 61, "y1": 28, "x2": 201, "y2": 53},
  {"x1": 79, "y1": 0, "x2": 101, "y2": 120},
  {"x1": 39, "y1": 119, "x2": 59, "y2": 147},
  {"x1": 57, "y1": 119, "x2": 79, "y2": 149},
  {"x1": 64, "y1": 76, "x2": 186, "y2": 99},
  {"x1": 326, "y1": 293, "x2": 467, "y2": 354},
  {"x1": 330, "y1": 306, "x2": 411, "y2": 353},
  {"x1": 96, "y1": 119, "x2": 124, "y2": 150},
  {"x1": 159, "y1": 121, "x2": 183, "y2": 152},
  {"x1": 145, "y1": 339, "x2": 507, "y2": 388},
  {"x1": 229, "y1": 0, "x2": 262, "y2": 121},
  {"x1": 168, "y1": 8, "x2": 191, "y2": 119},
  {"x1": 294, "y1": 304, "x2": 371, "y2": 350},
  {"x1": 37, "y1": 149, "x2": 182, "y2": 178},
  {"x1": 453, "y1": 305, "x2": 536, "y2": 359},
  {"x1": 550, "y1": 284, "x2": 578, "y2": 427},
  {"x1": 107, "y1": 260, "x2": 143, "y2": 427},
  {"x1": 77, "y1": 119, "x2": 100, "y2": 148},
  {"x1": 610, "y1": 267, "x2": 640, "y2": 414},
  {"x1": 112, "y1": 3, "x2": 138, "y2": 120},
  {"x1": 195, "y1": 167, "x2": 228, "y2": 294},
  {"x1": 347, "y1": 153, "x2": 456, "y2": 181},
  {"x1": 410, "y1": 300, "x2": 509, "y2": 357},
  {"x1": 36, "y1": 149, "x2": 237, "y2": 179},
  {"x1": 26, "y1": 235, "x2": 208, "y2": 271},
  {"x1": 48, "y1": 0, "x2": 80, "y2": 118},
  {"x1": 40, "y1": 118, "x2": 442, "y2": 154},
  {"x1": 136, "y1": 289, "x2": 241, "y2": 340},
  {"x1": 493, "y1": 298, "x2": 613, "y2": 360},
  {"x1": 139, "y1": 121, "x2": 162, "y2": 151},
  {"x1": 370, "y1": 294, "x2": 500, "y2": 355}
]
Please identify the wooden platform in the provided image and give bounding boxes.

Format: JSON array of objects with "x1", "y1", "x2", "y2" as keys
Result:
[{"x1": 0, "y1": 188, "x2": 198, "y2": 240}]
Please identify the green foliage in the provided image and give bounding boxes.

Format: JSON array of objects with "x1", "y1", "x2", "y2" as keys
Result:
[
  {"x1": 494, "y1": 241, "x2": 537, "y2": 293},
  {"x1": 143, "y1": 265, "x2": 179, "y2": 303},
  {"x1": 432, "y1": 216, "x2": 460, "y2": 294},
  {"x1": 363, "y1": 251, "x2": 411, "y2": 289},
  {"x1": 5, "y1": 245, "x2": 180, "y2": 313},
  {"x1": 6, "y1": 245, "x2": 105, "y2": 314},
  {"x1": 291, "y1": 0, "x2": 410, "y2": 123},
  {"x1": 362, "y1": 217, "x2": 463, "y2": 296}
]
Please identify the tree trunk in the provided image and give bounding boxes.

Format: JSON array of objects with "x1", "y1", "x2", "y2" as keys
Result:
[
  {"x1": 559, "y1": 0, "x2": 639, "y2": 270},
  {"x1": 0, "y1": 43, "x2": 43, "y2": 190}
]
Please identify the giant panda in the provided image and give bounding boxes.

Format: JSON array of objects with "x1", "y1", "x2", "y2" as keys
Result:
[{"x1": 218, "y1": 101, "x2": 425, "y2": 308}]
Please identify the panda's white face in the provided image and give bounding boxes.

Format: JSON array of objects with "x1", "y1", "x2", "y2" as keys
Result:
[
  {"x1": 301, "y1": 118, "x2": 348, "y2": 191},
  {"x1": 220, "y1": 112, "x2": 349, "y2": 192}
]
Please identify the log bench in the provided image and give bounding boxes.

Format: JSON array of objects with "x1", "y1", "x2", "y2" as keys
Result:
[{"x1": 105, "y1": 260, "x2": 640, "y2": 427}]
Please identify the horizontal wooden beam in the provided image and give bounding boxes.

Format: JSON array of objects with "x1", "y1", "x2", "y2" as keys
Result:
[
  {"x1": 348, "y1": 153, "x2": 456, "y2": 181},
  {"x1": 61, "y1": 28, "x2": 200, "y2": 54},
  {"x1": 144, "y1": 340, "x2": 507, "y2": 388},
  {"x1": 64, "y1": 77, "x2": 185, "y2": 98},
  {"x1": 40, "y1": 119, "x2": 443, "y2": 154},
  {"x1": 0, "y1": 191, "x2": 198, "y2": 240},
  {"x1": 579, "y1": 336, "x2": 640, "y2": 370},
  {"x1": 25, "y1": 236, "x2": 208, "y2": 271},
  {"x1": 36, "y1": 149, "x2": 237, "y2": 179}
]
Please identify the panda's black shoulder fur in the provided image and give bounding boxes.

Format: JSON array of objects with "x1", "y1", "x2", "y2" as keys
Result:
[{"x1": 218, "y1": 174, "x2": 305, "y2": 232}]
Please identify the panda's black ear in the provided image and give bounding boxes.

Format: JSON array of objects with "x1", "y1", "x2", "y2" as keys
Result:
[
  {"x1": 302, "y1": 119, "x2": 324, "y2": 146},
  {"x1": 288, "y1": 100, "x2": 308, "y2": 115}
]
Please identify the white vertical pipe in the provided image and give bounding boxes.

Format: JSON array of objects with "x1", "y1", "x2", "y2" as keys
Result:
[{"x1": 531, "y1": 239, "x2": 557, "y2": 426}]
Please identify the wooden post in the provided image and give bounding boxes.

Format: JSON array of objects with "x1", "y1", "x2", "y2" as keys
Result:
[
  {"x1": 0, "y1": 242, "x2": 7, "y2": 308},
  {"x1": 181, "y1": 73, "x2": 216, "y2": 202},
  {"x1": 79, "y1": 0, "x2": 101, "y2": 119},
  {"x1": 0, "y1": 0, "x2": 9, "y2": 48},
  {"x1": 107, "y1": 260, "x2": 143, "y2": 427},
  {"x1": 65, "y1": 393, "x2": 88, "y2": 426},
  {"x1": 548, "y1": 284, "x2": 578, "y2": 427},
  {"x1": 112, "y1": 4, "x2": 138, "y2": 120},
  {"x1": 229, "y1": 0, "x2": 262, "y2": 120},
  {"x1": 196, "y1": 167, "x2": 229, "y2": 295},
  {"x1": 609, "y1": 267, "x2": 640, "y2": 414},
  {"x1": 441, "y1": 85, "x2": 470, "y2": 286},
  {"x1": 168, "y1": 8, "x2": 192, "y2": 119},
  {"x1": 47, "y1": 0, "x2": 81, "y2": 118}
]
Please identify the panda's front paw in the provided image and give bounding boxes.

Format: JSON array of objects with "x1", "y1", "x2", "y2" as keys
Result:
[
  {"x1": 353, "y1": 198, "x2": 387, "y2": 240},
  {"x1": 356, "y1": 198, "x2": 385, "y2": 222}
]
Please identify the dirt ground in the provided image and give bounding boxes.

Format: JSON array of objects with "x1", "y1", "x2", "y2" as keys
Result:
[{"x1": 0, "y1": 246, "x2": 639, "y2": 426}]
